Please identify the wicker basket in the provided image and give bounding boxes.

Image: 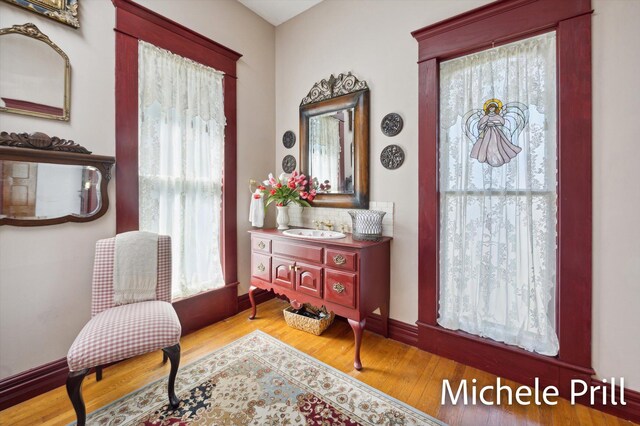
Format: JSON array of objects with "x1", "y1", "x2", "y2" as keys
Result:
[{"x1": 283, "y1": 305, "x2": 335, "y2": 335}]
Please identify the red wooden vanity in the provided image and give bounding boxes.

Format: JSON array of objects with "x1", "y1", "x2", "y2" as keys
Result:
[{"x1": 248, "y1": 228, "x2": 391, "y2": 370}]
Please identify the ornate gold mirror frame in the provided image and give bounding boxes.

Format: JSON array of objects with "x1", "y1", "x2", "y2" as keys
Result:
[
  {"x1": 1, "y1": 0, "x2": 79, "y2": 28},
  {"x1": 0, "y1": 23, "x2": 71, "y2": 121}
]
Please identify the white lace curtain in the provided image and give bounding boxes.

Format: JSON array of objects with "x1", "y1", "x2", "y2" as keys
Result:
[
  {"x1": 309, "y1": 116, "x2": 340, "y2": 189},
  {"x1": 138, "y1": 40, "x2": 225, "y2": 299},
  {"x1": 438, "y1": 32, "x2": 559, "y2": 355}
]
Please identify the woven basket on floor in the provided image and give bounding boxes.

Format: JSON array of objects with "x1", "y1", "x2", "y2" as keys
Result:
[{"x1": 283, "y1": 305, "x2": 335, "y2": 336}]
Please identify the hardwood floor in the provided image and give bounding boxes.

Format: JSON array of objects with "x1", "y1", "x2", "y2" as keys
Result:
[{"x1": 0, "y1": 298, "x2": 635, "y2": 425}]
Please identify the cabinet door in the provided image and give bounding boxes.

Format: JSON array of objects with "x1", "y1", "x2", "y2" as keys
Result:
[
  {"x1": 324, "y1": 269, "x2": 357, "y2": 308},
  {"x1": 251, "y1": 253, "x2": 271, "y2": 282},
  {"x1": 272, "y1": 256, "x2": 295, "y2": 290},
  {"x1": 295, "y1": 262, "x2": 323, "y2": 298}
]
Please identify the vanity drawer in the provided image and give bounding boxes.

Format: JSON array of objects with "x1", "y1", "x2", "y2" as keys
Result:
[
  {"x1": 251, "y1": 253, "x2": 271, "y2": 282},
  {"x1": 252, "y1": 237, "x2": 271, "y2": 253},
  {"x1": 273, "y1": 240, "x2": 323, "y2": 264},
  {"x1": 324, "y1": 269, "x2": 357, "y2": 309},
  {"x1": 325, "y1": 249, "x2": 357, "y2": 271}
]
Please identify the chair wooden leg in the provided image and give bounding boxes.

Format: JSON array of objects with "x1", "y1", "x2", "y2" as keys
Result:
[
  {"x1": 66, "y1": 369, "x2": 89, "y2": 426},
  {"x1": 95, "y1": 366, "x2": 103, "y2": 381},
  {"x1": 162, "y1": 344, "x2": 181, "y2": 409},
  {"x1": 162, "y1": 351, "x2": 168, "y2": 364}
]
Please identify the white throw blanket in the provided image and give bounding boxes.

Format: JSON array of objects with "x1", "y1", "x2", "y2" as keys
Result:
[{"x1": 113, "y1": 231, "x2": 159, "y2": 305}]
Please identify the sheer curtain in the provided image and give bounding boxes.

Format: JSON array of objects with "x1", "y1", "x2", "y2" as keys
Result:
[
  {"x1": 438, "y1": 32, "x2": 559, "y2": 355},
  {"x1": 138, "y1": 41, "x2": 225, "y2": 299},
  {"x1": 310, "y1": 115, "x2": 340, "y2": 188}
]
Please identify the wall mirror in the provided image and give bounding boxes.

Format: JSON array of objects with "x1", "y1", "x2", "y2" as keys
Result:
[
  {"x1": 0, "y1": 23, "x2": 70, "y2": 121},
  {"x1": 300, "y1": 72, "x2": 369, "y2": 208},
  {"x1": 0, "y1": 132, "x2": 114, "y2": 226}
]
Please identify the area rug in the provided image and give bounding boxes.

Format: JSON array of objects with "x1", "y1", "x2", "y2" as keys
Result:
[{"x1": 84, "y1": 330, "x2": 444, "y2": 425}]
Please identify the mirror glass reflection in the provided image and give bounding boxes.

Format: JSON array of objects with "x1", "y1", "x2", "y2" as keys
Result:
[
  {"x1": 308, "y1": 107, "x2": 355, "y2": 194},
  {"x1": 0, "y1": 161, "x2": 102, "y2": 221},
  {"x1": 0, "y1": 27, "x2": 68, "y2": 120}
]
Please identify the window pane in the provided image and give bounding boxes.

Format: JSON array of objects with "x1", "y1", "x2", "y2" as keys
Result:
[
  {"x1": 438, "y1": 32, "x2": 559, "y2": 355},
  {"x1": 138, "y1": 41, "x2": 226, "y2": 299}
]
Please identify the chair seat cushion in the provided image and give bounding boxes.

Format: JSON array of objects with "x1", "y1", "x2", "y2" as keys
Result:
[{"x1": 67, "y1": 301, "x2": 181, "y2": 372}]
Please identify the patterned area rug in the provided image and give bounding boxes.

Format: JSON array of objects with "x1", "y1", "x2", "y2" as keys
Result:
[{"x1": 85, "y1": 330, "x2": 444, "y2": 425}]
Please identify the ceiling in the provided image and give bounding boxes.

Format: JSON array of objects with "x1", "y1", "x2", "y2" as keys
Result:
[{"x1": 237, "y1": 0, "x2": 324, "y2": 26}]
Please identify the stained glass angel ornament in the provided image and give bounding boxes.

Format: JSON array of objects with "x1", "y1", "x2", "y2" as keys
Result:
[{"x1": 463, "y1": 98, "x2": 529, "y2": 167}]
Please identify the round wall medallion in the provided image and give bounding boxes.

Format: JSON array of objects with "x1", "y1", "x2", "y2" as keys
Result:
[
  {"x1": 380, "y1": 113, "x2": 403, "y2": 137},
  {"x1": 282, "y1": 131, "x2": 296, "y2": 148},
  {"x1": 282, "y1": 155, "x2": 297, "y2": 173},
  {"x1": 380, "y1": 144, "x2": 405, "y2": 170}
]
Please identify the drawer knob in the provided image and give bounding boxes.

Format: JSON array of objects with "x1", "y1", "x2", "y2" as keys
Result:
[
  {"x1": 258, "y1": 241, "x2": 266, "y2": 250},
  {"x1": 333, "y1": 254, "x2": 346, "y2": 265},
  {"x1": 257, "y1": 263, "x2": 265, "y2": 272},
  {"x1": 332, "y1": 282, "x2": 345, "y2": 293}
]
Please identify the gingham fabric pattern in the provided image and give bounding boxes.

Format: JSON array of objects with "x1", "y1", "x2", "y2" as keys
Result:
[
  {"x1": 91, "y1": 235, "x2": 172, "y2": 317},
  {"x1": 67, "y1": 300, "x2": 181, "y2": 372}
]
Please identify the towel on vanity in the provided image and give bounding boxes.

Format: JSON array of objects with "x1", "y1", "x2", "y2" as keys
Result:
[
  {"x1": 249, "y1": 189, "x2": 264, "y2": 227},
  {"x1": 113, "y1": 231, "x2": 158, "y2": 305}
]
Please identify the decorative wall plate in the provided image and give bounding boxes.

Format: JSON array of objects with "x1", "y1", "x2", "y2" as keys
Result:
[
  {"x1": 282, "y1": 155, "x2": 296, "y2": 173},
  {"x1": 381, "y1": 113, "x2": 403, "y2": 137},
  {"x1": 283, "y1": 130, "x2": 296, "y2": 148},
  {"x1": 380, "y1": 144, "x2": 405, "y2": 170}
]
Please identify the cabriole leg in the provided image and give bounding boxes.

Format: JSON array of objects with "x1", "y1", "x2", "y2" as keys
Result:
[
  {"x1": 162, "y1": 343, "x2": 181, "y2": 409},
  {"x1": 248, "y1": 285, "x2": 258, "y2": 320},
  {"x1": 348, "y1": 318, "x2": 366, "y2": 370},
  {"x1": 66, "y1": 368, "x2": 89, "y2": 426}
]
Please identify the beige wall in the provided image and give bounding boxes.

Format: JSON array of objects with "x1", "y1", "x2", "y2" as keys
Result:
[
  {"x1": 0, "y1": 0, "x2": 275, "y2": 379},
  {"x1": 1, "y1": 0, "x2": 637, "y2": 393},
  {"x1": 591, "y1": 0, "x2": 640, "y2": 391},
  {"x1": 275, "y1": 0, "x2": 640, "y2": 390}
]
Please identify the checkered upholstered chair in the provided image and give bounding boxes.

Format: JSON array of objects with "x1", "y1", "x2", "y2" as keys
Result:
[{"x1": 66, "y1": 234, "x2": 181, "y2": 426}]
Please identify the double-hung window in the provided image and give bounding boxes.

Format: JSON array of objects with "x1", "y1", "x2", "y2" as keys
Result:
[
  {"x1": 137, "y1": 41, "x2": 225, "y2": 299},
  {"x1": 438, "y1": 33, "x2": 559, "y2": 355}
]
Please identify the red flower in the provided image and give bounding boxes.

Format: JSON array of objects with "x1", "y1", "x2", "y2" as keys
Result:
[
  {"x1": 287, "y1": 181, "x2": 296, "y2": 189},
  {"x1": 276, "y1": 183, "x2": 282, "y2": 188},
  {"x1": 310, "y1": 189, "x2": 317, "y2": 196},
  {"x1": 253, "y1": 194, "x2": 261, "y2": 199},
  {"x1": 257, "y1": 185, "x2": 265, "y2": 191},
  {"x1": 300, "y1": 191, "x2": 308, "y2": 199},
  {"x1": 307, "y1": 195, "x2": 315, "y2": 201},
  {"x1": 269, "y1": 189, "x2": 277, "y2": 195}
]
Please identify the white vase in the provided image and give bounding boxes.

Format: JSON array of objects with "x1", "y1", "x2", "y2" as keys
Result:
[{"x1": 276, "y1": 205, "x2": 290, "y2": 230}]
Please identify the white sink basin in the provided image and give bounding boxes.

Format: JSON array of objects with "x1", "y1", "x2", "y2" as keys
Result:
[{"x1": 282, "y1": 229, "x2": 346, "y2": 240}]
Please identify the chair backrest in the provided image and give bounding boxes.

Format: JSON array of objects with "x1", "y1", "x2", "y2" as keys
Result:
[{"x1": 91, "y1": 234, "x2": 172, "y2": 317}]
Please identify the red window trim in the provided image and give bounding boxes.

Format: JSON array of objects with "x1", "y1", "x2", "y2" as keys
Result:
[
  {"x1": 112, "y1": 0, "x2": 241, "y2": 329},
  {"x1": 413, "y1": 0, "x2": 594, "y2": 396}
]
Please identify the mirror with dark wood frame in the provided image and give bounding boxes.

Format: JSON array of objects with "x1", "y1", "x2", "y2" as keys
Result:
[
  {"x1": 0, "y1": 132, "x2": 114, "y2": 226},
  {"x1": 299, "y1": 72, "x2": 369, "y2": 208}
]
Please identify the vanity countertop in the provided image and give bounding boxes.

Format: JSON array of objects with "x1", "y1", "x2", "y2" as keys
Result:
[{"x1": 248, "y1": 228, "x2": 391, "y2": 249}]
